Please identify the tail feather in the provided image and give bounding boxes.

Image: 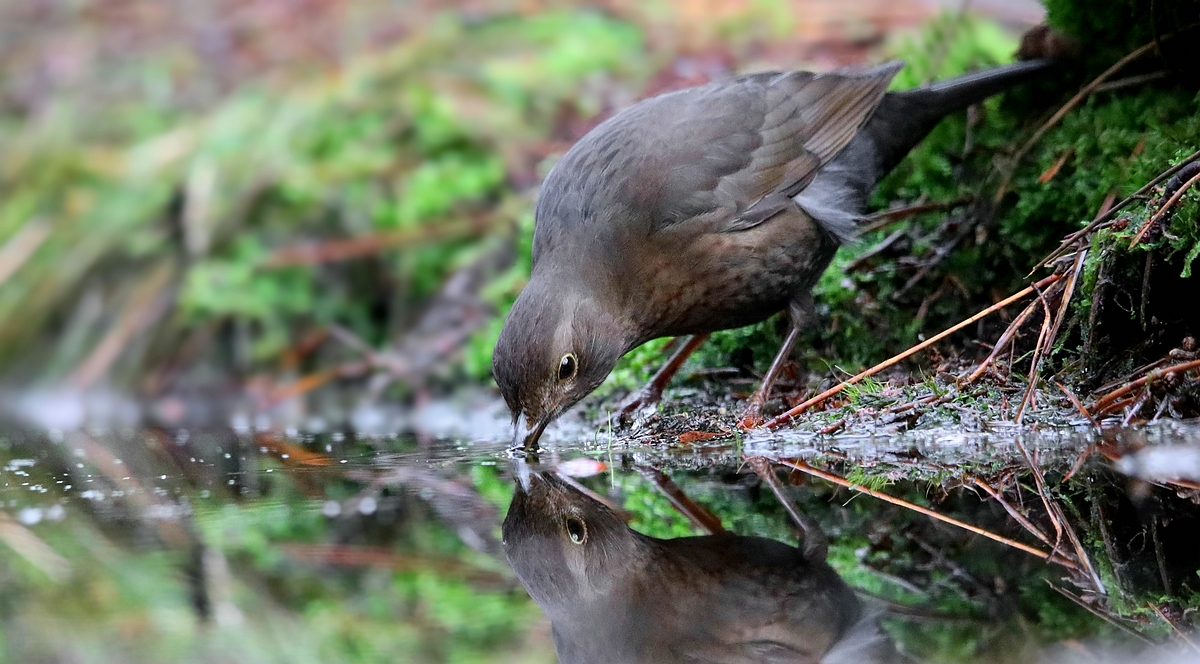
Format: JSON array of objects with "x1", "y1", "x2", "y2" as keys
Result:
[
  {"x1": 869, "y1": 58, "x2": 1056, "y2": 176},
  {"x1": 796, "y1": 58, "x2": 1055, "y2": 241}
]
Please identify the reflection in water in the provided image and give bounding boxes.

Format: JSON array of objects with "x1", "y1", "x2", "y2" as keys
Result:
[
  {"x1": 1, "y1": 422, "x2": 1200, "y2": 661},
  {"x1": 503, "y1": 469, "x2": 909, "y2": 663}
]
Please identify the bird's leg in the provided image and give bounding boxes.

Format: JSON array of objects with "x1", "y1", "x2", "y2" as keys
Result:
[
  {"x1": 617, "y1": 333, "x2": 710, "y2": 419},
  {"x1": 738, "y1": 325, "x2": 801, "y2": 429},
  {"x1": 747, "y1": 457, "x2": 828, "y2": 562},
  {"x1": 739, "y1": 295, "x2": 812, "y2": 429},
  {"x1": 635, "y1": 465, "x2": 725, "y2": 534}
]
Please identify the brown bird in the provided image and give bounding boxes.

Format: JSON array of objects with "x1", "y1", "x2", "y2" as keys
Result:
[
  {"x1": 502, "y1": 469, "x2": 909, "y2": 663},
  {"x1": 492, "y1": 56, "x2": 1054, "y2": 449}
]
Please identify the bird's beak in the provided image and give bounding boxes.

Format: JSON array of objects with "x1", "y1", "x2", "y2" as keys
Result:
[{"x1": 512, "y1": 412, "x2": 551, "y2": 452}]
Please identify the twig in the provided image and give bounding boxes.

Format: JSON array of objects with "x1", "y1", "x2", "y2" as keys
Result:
[
  {"x1": 764, "y1": 274, "x2": 1063, "y2": 428},
  {"x1": 771, "y1": 457, "x2": 1077, "y2": 568},
  {"x1": 1049, "y1": 583, "x2": 1152, "y2": 643},
  {"x1": 0, "y1": 511, "x2": 70, "y2": 580},
  {"x1": 1038, "y1": 149, "x2": 1074, "y2": 184},
  {"x1": 997, "y1": 40, "x2": 1159, "y2": 202},
  {"x1": 263, "y1": 214, "x2": 497, "y2": 268},
  {"x1": 819, "y1": 418, "x2": 847, "y2": 435},
  {"x1": 263, "y1": 360, "x2": 372, "y2": 407},
  {"x1": 747, "y1": 458, "x2": 827, "y2": 560},
  {"x1": 1091, "y1": 358, "x2": 1167, "y2": 396},
  {"x1": 69, "y1": 261, "x2": 175, "y2": 389},
  {"x1": 1089, "y1": 359, "x2": 1200, "y2": 414},
  {"x1": 846, "y1": 227, "x2": 908, "y2": 273},
  {"x1": 1016, "y1": 249, "x2": 1087, "y2": 423},
  {"x1": 965, "y1": 297, "x2": 1040, "y2": 382},
  {"x1": 971, "y1": 478, "x2": 1052, "y2": 547},
  {"x1": 1046, "y1": 249, "x2": 1087, "y2": 356},
  {"x1": 1092, "y1": 70, "x2": 1170, "y2": 93},
  {"x1": 1036, "y1": 148, "x2": 1200, "y2": 271},
  {"x1": 1096, "y1": 394, "x2": 1139, "y2": 418},
  {"x1": 1150, "y1": 604, "x2": 1200, "y2": 654},
  {"x1": 635, "y1": 465, "x2": 724, "y2": 535},
  {"x1": 1015, "y1": 436, "x2": 1106, "y2": 593},
  {"x1": 1121, "y1": 387, "x2": 1152, "y2": 426},
  {"x1": 1129, "y1": 167, "x2": 1200, "y2": 248},
  {"x1": 857, "y1": 197, "x2": 972, "y2": 235},
  {"x1": 1055, "y1": 380, "x2": 1099, "y2": 429},
  {"x1": 1014, "y1": 438, "x2": 1069, "y2": 568},
  {"x1": 1015, "y1": 287, "x2": 1052, "y2": 425}
]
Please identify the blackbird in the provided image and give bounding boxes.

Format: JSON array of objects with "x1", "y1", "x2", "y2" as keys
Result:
[
  {"x1": 493, "y1": 56, "x2": 1054, "y2": 449},
  {"x1": 502, "y1": 469, "x2": 909, "y2": 663}
]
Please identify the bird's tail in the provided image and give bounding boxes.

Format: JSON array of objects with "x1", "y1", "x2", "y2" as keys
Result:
[
  {"x1": 796, "y1": 57, "x2": 1057, "y2": 241},
  {"x1": 865, "y1": 57, "x2": 1056, "y2": 178}
]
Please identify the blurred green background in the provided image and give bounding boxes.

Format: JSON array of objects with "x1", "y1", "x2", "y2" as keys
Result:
[{"x1": 0, "y1": 0, "x2": 1061, "y2": 427}]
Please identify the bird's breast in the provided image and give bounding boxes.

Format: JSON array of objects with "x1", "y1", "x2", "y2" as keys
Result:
[{"x1": 627, "y1": 207, "x2": 838, "y2": 339}]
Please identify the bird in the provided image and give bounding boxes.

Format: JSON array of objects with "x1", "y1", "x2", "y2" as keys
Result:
[
  {"x1": 492, "y1": 52, "x2": 1056, "y2": 450},
  {"x1": 502, "y1": 469, "x2": 910, "y2": 664}
]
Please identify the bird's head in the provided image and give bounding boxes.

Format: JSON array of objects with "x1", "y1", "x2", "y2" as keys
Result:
[
  {"x1": 492, "y1": 278, "x2": 628, "y2": 450},
  {"x1": 502, "y1": 467, "x2": 641, "y2": 612}
]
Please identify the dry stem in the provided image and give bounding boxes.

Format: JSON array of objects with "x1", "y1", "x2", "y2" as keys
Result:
[
  {"x1": 767, "y1": 457, "x2": 1077, "y2": 568},
  {"x1": 764, "y1": 273, "x2": 1063, "y2": 429}
]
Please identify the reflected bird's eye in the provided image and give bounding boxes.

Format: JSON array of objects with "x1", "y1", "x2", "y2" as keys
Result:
[
  {"x1": 565, "y1": 516, "x2": 587, "y2": 544},
  {"x1": 558, "y1": 353, "x2": 577, "y2": 381}
]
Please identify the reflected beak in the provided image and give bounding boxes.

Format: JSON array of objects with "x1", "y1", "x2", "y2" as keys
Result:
[
  {"x1": 512, "y1": 412, "x2": 551, "y2": 452},
  {"x1": 513, "y1": 457, "x2": 533, "y2": 493}
]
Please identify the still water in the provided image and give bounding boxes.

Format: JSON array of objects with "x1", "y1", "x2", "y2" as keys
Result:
[{"x1": 0, "y1": 399, "x2": 1198, "y2": 663}]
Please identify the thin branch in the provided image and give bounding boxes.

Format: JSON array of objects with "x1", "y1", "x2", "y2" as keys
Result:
[
  {"x1": 1129, "y1": 168, "x2": 1200, "y2": 248},
  {"x1": 769, "y1": 457, "x2": 1077, "y2": 568},
  {"x1": 1055, "y1": 380, "x2": 1099, "y2": 429},
  {"x1": 1035, "y1": 147, "x2": 1200, "y2": 271},
  {"x1": 997, "y1": 40, "x2": 1159, "y2": 202},
  {"x1": 965, "y1": 297, "x2": 1040, "y2": 382},
  {"x1": 635, "y1": 465, "x2": 724, "y2": 535},
  {"x1": 747, "y1": 458, "x2": 827, "y2": 561},
  {"x1": 764, "y1": 274, "x2": 1063, "y2": 428},
  {"x1": 971, "y1": 478, "x2": 1052, "y2": 547},
  {"x1": 1089, "y1": 359, "x2": 1200, "y2": 415},
  {"x1": 1015, "y1": 286, "x2": 1053, "y2": 425},
  {"x1": 1049, "y1": 583, "x2": 1152, "y2": 644}
]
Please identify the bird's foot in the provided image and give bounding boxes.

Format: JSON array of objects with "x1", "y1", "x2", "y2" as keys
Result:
[
  {"x1": 613, "y1": 385, "x2": 664, "y2": 427},
  {"x1": 737, "y1": 398, "x2": 767, "y2": 430}
]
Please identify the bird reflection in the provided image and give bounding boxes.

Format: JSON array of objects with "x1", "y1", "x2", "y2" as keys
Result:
[{"x1": 502, "y1": 469, "x2": 908, "y2": 663}]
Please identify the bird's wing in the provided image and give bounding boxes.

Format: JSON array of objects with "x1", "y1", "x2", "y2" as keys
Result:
[
  {"x1": 530, "y1": 63, "x2": 902, "y2": 264},
  {"x1": 646, "y1": 62, "x2": 903, "y2": 237}
]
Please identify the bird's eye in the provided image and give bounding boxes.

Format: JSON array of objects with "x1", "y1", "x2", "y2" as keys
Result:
[
  {"x1": 558, "y1": 353, "x2": 577, "y2": 381},
  {"x1": 565, "y1": 516, "x2": 587, "y2": 545}
]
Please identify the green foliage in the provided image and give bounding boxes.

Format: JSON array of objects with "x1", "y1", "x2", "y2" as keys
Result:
[
  {"x1": 1044, "y1": 0, "x2": 1200, "y2": 73},
  {"x1": 0, "y1": 9, "x2": 649, "y2": 377},
  {"x1": 618, "y1": 473, "x2": 707, "y2": 538}
]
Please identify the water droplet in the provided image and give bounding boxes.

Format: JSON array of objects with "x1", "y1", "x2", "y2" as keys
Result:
[
  {"x1": 17, "y1": 507, "x2": 42, "y2": 525},
  {"x1": 358, "y1": 497, "x2": 377, "y2": 515}
]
